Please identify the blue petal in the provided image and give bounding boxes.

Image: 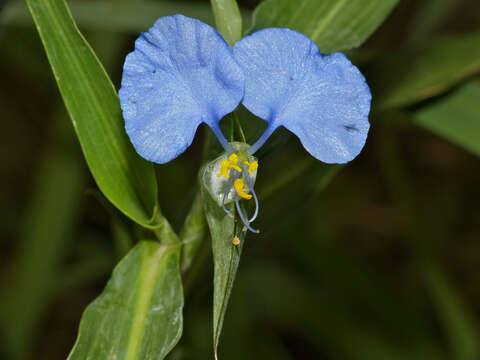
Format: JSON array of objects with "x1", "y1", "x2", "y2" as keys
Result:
[
  {"x1": 233, "y1": 28, "x2": 371, "y2": 164},
  {"x1": 119, "y1": 15, "x2": 244, "y2": 164}
]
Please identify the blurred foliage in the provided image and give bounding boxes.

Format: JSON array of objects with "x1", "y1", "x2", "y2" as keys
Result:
[
  {"x1": 1, "y1": 0, "x2": 480, "y2": 359},
  {"x1": 251, "y1": 0, "x2": 399, "y2": 52}
]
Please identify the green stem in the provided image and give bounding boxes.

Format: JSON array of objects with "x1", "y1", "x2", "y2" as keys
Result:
[
  {"x1": 210, "y1": 0, "x2": 242, "y2": 47},
  {"x1": 234, "y1": 111, "x2": 246, "y2": 143},
  {"x1": 229, "y1": 116, "x2": 235, "y2": 142}
]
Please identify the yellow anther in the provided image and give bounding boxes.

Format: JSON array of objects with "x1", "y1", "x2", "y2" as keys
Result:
[
  {"x1": 234, "y1": 178, "x2": 252, "y2": 200},
  {"x1": 217, "y1": 153, "x2": 243, "y2": 178},
  {"x1": 243, "y1": 160, "x2": 259, "y2": 176},
  {"x1": 217, "y1": 160, "x2": 231, "y2": 179},
  {"x1": 228, "y1": 154, "x2": 242, "y2": 172}
]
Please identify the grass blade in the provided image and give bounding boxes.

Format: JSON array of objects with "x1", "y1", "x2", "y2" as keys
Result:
[
  {"x1": 415, "y1": 81, "x2": 480, "y2": 158},
  {"x1": 251, "y1": 0, "x2": 399, "y2": 52},
  {"x1": 25, "y1": 0, "x2": 161, "y2": 227},
  {"x1": 374, "y1": 31, "x2": 480, "y2": 110}
]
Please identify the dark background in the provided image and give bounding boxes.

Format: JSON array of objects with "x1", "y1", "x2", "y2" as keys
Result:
[{"x1": 1, "y1": 0, "x2": 480, "y2": 359}]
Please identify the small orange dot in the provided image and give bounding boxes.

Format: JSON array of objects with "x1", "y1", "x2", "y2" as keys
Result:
[{"x1": 232, "y1": 236, "x2": 240, "y2": 246}]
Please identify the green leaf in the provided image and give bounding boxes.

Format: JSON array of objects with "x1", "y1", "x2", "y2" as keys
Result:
[
  {"x1": 374, "y1": 31, "x2": 480, "y2": 110},
  {"x1": 25, "y1": 0, "x2": 160, "y2": 227},
  {"x1": 68, "y1": 237, "x2": 183, "y2": 360},
  {"x1": 201, "y1": 179, "x2": 247, "y2": 360},
  {"x1": 415, "y1": 81, "x2": 480, "y2": 158},
  {"x1": 251, "y1": 0, "x2": 399, "y2": 53},
  {"x1": 210, "y1": 0, "x2": 242, "y2": 46}
]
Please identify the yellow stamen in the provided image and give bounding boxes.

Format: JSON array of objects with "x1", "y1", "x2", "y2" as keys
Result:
[
  {"x1": 243, "y1": 160, "x2": 259, "y2": 176},
  {"x1": 228, "y1": 154, "x2": 242, "y2": 172},
  {"x1": 234, "y1": 178, "x2": 252, "y2": 200},
  {"x1": 217, "y1": 159, "x2": 231, "y2": 179},
  {"x1": 217, "y1": 153, "x2": 243, "y2": 178}
]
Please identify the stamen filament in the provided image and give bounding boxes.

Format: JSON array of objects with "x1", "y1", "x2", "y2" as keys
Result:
[
  {"x1": 235, "y1": 194, "x2": 259, "y2": 233},
  {"x1": 210, "y1": 123, "x2": 233, "y2": 152},
  {"x1": 248, "y1": 122, "x2": 276, "y2": 155},
  {"x1": 245, "y1": 174, "x2": 259, "y2": 223},
  {"x1": 234, "y1": 111, "x2": 246, "y2": 143}
]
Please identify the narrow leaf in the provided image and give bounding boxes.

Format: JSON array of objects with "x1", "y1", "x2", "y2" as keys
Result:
[
  {"x1": 251, "y1": 0, "x2": 399, "y2": 53},
  {"x1": 201, "y1": 183, "x2": 246, "y2": 360},
  {"x1": 415, "y1": 81, "x2": 480, "y2": 158},
  {"x1": 25, "y1": 0, "x2": 160, "y2": 227},
  {"x1": 68, "y1": 237, "x2": 183, "y2": 360},
  {"x1": 210, "y1": 0, "x2": 242, "y2": 46},
  {"x1": 374, "y1": 31, "x2": 480, "y2": 110}
]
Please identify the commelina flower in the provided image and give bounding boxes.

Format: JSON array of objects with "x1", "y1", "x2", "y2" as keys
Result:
[{"x1": 119, "y1": 14, "x2": 371, "y2": 233}]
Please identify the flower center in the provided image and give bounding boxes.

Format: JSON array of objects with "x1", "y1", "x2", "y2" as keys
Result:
[
  {"x1": 216, "y1": 151, "x2": 260, "y2": 233},
  {"x1": 216, "y1": 152, "x2": 258, "y2": 200}
]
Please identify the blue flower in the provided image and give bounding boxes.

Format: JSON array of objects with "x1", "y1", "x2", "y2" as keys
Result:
[
  {"x1": 119, "y1": 15, "x2": 371, "y2": 233},
  {"x1": 119, "y1": 15, "x2": 244, "y2": 164},
  {"x1": 233, "y1": 28, "x2": 371, "y2": 163}
]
